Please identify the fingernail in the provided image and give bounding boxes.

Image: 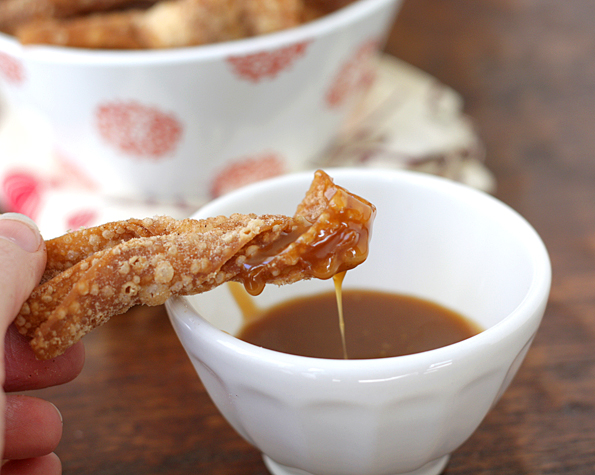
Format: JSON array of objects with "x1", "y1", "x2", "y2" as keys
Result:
[
  {"x1": 0, "y1": 213, "x2": 43, "y2": 253},
  {"x1": 49, "y1": 402, "x2": 63, "y2": 424}
]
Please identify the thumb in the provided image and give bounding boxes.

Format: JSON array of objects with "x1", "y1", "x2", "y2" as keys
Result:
[{"x1": 0, "y1": 213, "x2": 46, "y2": 335}]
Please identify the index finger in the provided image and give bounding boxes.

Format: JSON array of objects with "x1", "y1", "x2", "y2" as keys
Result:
[{"x1": 3, "y1": 324, "x2": 85, "y2": 393}]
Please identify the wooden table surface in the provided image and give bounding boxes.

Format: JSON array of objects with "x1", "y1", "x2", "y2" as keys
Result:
[{"x1": 28, "y1": 0, "x2": 595, "y2": 473}]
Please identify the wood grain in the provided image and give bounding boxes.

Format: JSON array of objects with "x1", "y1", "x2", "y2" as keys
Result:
[
  {"x1": 389, "y1": 1, "x2": 595, "y2": 473},
  {"x1": 25, "y1": 0, "x2": 595, "y2": 473}
]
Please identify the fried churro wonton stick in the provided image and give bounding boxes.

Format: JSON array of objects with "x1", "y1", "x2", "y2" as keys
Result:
[
  {"x1": 14, "y1": 0, "x2": 303, "y2": 48},
  {"x1": 16, "y1": 170, "x2": 375, "y2": 360},
  {"x1": 0, "y1": 0, "x2": 158, "y2": 34}
]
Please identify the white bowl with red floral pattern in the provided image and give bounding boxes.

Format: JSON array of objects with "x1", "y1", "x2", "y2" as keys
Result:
[{"x1": 0, "y1": 0, "x2": 403, "y2": 204}]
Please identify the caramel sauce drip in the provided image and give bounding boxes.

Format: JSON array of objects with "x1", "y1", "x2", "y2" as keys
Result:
[
  {"x1": 227, "y1": 170, "x2": 374, "y2": 361},
  {"x1": 230, "y1": 271, "x2": 350, "y2": 358},
  {"x1": 238, "y1": 170, "x2": 376, "y2": 296},
  {"x1": 333, "y1": 271, "x2": 348, "y2": 359},
  {"x1": 227, "y1": 281, "x2": 261, "y2": 323}
]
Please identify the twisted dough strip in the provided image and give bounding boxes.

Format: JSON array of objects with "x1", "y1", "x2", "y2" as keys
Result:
[
  {"x1": 16, "y1": 170, "x2": 375, "y2": 359},
  {"x1": 14, "y1": 0, "x2": 302, "y2": 48},
  {"x1": 0, "y1": 0, "x2": 158, "y2": 35}
]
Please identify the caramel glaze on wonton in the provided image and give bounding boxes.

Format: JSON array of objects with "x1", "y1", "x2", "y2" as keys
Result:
[{"x1": 16, "y1": 170, "x2": 375, "y2": 360}]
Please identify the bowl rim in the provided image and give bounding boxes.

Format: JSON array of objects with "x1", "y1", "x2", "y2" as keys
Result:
[
  {"x1": 0, "y1": 0, "x2": 401, "y2": 65},
  {"x1": 166, "y1": 168, "x2": 552, "y2": 371}
]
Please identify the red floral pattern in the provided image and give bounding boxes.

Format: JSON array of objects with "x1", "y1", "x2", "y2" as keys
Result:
[
  {"x1": 1, "y1": 170, "x2": 43, "y2": 219},
  {"x1": 52, "y1": 150, "x2": 99, "y2": 191},
  {"x1": 209, "y1": 153, "x2": 287, "y2": 198},
  {"x1": 227, "y1": 41, "x2": 310, "y2": 82},
  {"x1": 0, "y1": 52, "x2": 25, "y2": 85},
  {"x1": 66, "y1": 209, "x2": 98, "y2": 230},
  {"x1": 96, "y1": 101, "x2": 183, "y2": 159},
  {"x1": 325, "y1": 39, "x2": 379, "y2": 109}
]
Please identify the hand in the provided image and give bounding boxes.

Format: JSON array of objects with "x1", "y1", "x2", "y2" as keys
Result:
[{"x1": 0, "y1": 214, "x2": 85, "y2": 474}]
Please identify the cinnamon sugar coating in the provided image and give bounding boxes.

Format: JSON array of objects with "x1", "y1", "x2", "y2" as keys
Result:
[{"x1": 16, "y1": 170, "x2": 375, "y2": 360}]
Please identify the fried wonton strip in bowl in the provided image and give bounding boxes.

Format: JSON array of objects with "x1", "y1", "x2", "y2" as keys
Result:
[
  {"x1": 16, "y1": 170, "x2": 375, "y2": 360},
  {"x1": 14, "y1": 0, "x2": 303, "y2": 48},
  {"x1": 0, "y1": 0, "x2": 158, "y2": 35}
]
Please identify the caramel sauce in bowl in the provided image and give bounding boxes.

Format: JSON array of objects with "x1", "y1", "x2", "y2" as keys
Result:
[
  {"x1": 237, "y1": 288, "x2": 482, "y2": 360},
  {"x1": 166, "y1": 168, "x2": 551, "y2": 475}
]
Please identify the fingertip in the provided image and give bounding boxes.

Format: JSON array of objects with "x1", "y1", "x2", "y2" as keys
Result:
[
  {"x1": 3, "y1": 395, "x2": 63, "y2": 460},
  {"x1": 63, "y1": 340, "x2": 86, "y2": 373},
  {"x1": 1, "y1": 453, "x2": 61, "y2": 475},
  {"x1": 4, "y1": 325, "x2": 85, "y2": 392},
  {"x1": 0, "y1": 214, "x2": 46, "y2": 325},
  {"x1": 0, "y1": 214, "x2": 44, "y2": 254}
]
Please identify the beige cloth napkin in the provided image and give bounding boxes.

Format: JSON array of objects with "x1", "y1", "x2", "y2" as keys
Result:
[{"x1": 313, "y1": 55, "x2": 494, "y2": 191}]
